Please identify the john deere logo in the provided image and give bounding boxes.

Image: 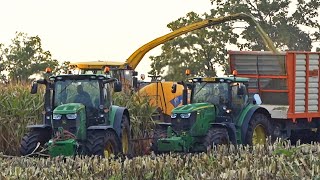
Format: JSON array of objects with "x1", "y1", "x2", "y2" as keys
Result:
[
  {"x1": 177, "y1": 118, "x2": 181, "y2": 123},
  {"x1": 62, "y1": 119, "x2": 67, "y2": 125}
]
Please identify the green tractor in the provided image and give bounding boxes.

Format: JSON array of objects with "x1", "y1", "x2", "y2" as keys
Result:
[
  {"x1": 152, "y1": 76, "x2": 272, "y2": 153},
  {"x1": 20, "y1": 71, "x2": 131, "y2": 157}
]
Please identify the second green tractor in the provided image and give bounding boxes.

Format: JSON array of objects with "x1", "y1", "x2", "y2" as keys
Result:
[{"x1": 152, "y1": 75, "x2": 272, "y2": 153}]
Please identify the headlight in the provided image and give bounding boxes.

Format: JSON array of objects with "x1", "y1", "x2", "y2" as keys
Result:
[
  {"x1": 180, "y1": 113, "x2": 191, "y2": 119},
  {"x1": 171, "y1": 113, "x2": 177, "y2": 118},
  {"x1": 53, "y1": 114, "x2": 62, "y2": 120},
  {"x1": 66, "y1": 113, "x2": 77, "y2": 119}
]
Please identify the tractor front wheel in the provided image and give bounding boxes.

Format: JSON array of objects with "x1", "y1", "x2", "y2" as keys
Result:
[
  {"x1": 20, "y1": 130, "x2": 51, "y2": 156},
  {"x1": 204, "y1": 127, "x2": 230, "y2": 152},
  {"x1": 86, "y1": 130, "x2": 120, "y2": 158},
  {"x1": 245, "y1": 113, "x2": 271, "y2": 146},
  {"x1": 150, "y1": 125, "x2": 167, "y2": 154}
]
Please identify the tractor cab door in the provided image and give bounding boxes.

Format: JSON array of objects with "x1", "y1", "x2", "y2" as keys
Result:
[{"x1": 230, "y1": 83, "x2": 249, "y2": 118}]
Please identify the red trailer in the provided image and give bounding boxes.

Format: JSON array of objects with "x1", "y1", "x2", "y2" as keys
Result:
[{"x1": 229, "y1": 51, "x2": 320, "y2": 142}]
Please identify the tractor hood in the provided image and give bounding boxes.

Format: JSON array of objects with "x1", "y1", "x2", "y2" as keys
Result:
[
  {"x1": 53, "y1": 103, "x2": 85, "y2": 114},
  {"x1": 172, "y1": 103, "x2": 215, "y2": 114}
]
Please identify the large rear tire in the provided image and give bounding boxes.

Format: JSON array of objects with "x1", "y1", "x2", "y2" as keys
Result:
[
  {"x1": 204, "y1": 127, "x2": 230, "y2": 152},
  {"x1": 245, "y1": 113, "x2": 271, "y2": 146},
  {"x1": 86, "y1": 130, "x2": 120, "y2": 158},
  {"x1": 20, "y1": 130, "x2": 51, "y2": 156},
  {"x1": 121, "y1": 115, "x2": 132, "y2": 157}
]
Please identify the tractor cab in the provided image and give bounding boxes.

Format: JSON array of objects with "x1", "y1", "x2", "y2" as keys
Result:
[
  {"x1": 53, "y1": 75, "x2": 121, "y2": 126},
  {"x1": 190, "y1": 77, "x2": 249, "y2": 119},
  {"x1": 32, "y1": 74, "x2": 122, "y2": 133}
]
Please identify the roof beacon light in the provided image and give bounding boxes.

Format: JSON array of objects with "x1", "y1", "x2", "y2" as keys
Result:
[
  {"x1": 45, "y1": 67, "x2": 52, "y2": 74},
  {"x1": 104, "y1": 66, "x2": 110, "y2": 74},
  {"x1": 232, "y1": 70, "x2": 238, "y2": 76},
  {"x1": 185, "y1": 69, "x2": 191, "y2": 76}
]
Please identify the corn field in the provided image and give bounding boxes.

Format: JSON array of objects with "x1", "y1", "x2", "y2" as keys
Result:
[
  {"x1": 0, "y1": 83, "x2": 43, "y2": 155},
  {"x1": 113, "y1": 91, "x2": 158, "y2": 155},
  {"x1": 1, "y1": 140, "x2": 320, "y2": 179},
  {"x1": 3, "y1": 84, "x2": 320, "y2": 179}
]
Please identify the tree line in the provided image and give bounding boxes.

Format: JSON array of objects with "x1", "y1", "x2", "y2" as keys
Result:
[
  {"x1": 149, "y1": 0, "x2": 320, "y2": 81},
  {"x1": 0, "y1": 32, "x2": 69, "y2": 84},
  {"x1": 1, "y1": 0, "x2": 319, "y2": 83}
]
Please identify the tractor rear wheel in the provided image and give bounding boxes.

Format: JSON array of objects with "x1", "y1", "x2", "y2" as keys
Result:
[
  {"x1": 150, "y1": 125, "x2": 167, "y2": 154},
  {"x1": 86, "y1": 130, "x2": 120, "y2": 158},
  {"x1": 245, "y1": 113, "x2": 271, "y2": 146},
  {"x1": 204, "y1": 127, "x2": 230, "y2": 152},
  {"x1": 121, "y1": 115, "x2": 132, "y2": 157},
  {"x1": 20, "y1": 130, "x2": 51, "y2": 156}
]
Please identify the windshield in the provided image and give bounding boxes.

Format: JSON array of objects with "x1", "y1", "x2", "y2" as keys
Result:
[
  {"x1": 193, "y1": 82, "x2": 228, "y2": 105},
  {"x1": 53, "y1": 80, "x2": 100, "y2": 109}
]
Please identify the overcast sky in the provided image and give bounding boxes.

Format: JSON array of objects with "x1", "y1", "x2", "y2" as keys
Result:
[
  {"x1": 1, "y1": 1, "x2": 319, "y2": 77},
  {"x1": 0, "y1": 0, "x2": 212, "y2": 76}
]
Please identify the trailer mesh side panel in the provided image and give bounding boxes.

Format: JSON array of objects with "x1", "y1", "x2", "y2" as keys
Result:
[
  {"x1": 229, "y1": 52, "x2": 288, "y2": 105},
  {"x1": 307, "y1": 54, "x2": 319, "y2": 112},
  {"x1": 295, "y1": 54, "x2": 306, "y2": 112}
]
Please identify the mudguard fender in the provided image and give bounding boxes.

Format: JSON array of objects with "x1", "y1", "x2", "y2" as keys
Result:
[
  {"x1": 27, "y1": 124, "x2": 52, "y2": 131},
  {"x1": 111, "y1": 107, "x2": 130, "y2": 137}
]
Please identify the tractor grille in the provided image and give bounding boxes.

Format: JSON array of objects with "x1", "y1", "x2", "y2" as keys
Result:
[
  {"x1": 171, "y1": 112, "x2": 196, "y2": 133},
  {"x1": 52, "y1": 115, "x2": 78, "y2": 135}
]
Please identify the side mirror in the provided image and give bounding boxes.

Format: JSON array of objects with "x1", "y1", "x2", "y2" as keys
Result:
[
  {"x1": 132, "y1": 71, "x2": 138, "y2": 76},
  {"x1": 114, "y1": 81, "x2": 122, "y2": 92},
  {"x1": 31, "y1": 81, "x2": 38, "y2": 94},
  {"x1": 253, "y1": 94, "x2": 262, "y2": 105},
  {"x1": 237, "y1": 86, "x2": 244, "y2": 96},
  {"x1": 171, "y1": 83, "x2": 177, "y2": 93},
  {"x1": 132, "y1": 77, "x2": 138, "y2": 89}
]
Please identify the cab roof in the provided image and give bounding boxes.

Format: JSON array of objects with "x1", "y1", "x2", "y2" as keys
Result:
[
  {"x1": 69, "y1": 61, "x2": 125, "y2": 70},
  {"x1": 190, "y1": 76, "x2": 249, "y2": 83},
  {"x1": 50, "y1": 74, "x2": 111, "y2": 81}
]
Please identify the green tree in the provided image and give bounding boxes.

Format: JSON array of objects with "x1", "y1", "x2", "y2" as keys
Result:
[
  {"x1": 0, "y1": 43, "x2": 7, "y2": 83},
  {"x1": 149, "y1": 12, "x2": 238, "y2": 81},
  {"x1": 56, "y1": 61, "x2": 71, "y2": 74},
  {"x1": 2, "y1": 32, "x2": 59, "y2": 83},
  {"x1": 149, "y1": 0, "x2": 320, "y2": 80},
  {"x1": 212, "y1": 0, "x2": 320, "y2": 51}
]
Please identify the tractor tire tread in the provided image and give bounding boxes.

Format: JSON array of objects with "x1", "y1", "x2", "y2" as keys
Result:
[
  {"x1": 85, "y1": 130, "x2": 120, "y2": 157},
  {"x1": 150, "y1": 126, "x2": 167, "y2": 153},
  {"x1": 20, "y1": 130, "x2": 50, "y2": 156},
  {"x1": 245, "y1": 113, "x2": 271, "y2": 145},
  {"x1": 204, "y1": 127, "x2": 230, "y2": 150}
]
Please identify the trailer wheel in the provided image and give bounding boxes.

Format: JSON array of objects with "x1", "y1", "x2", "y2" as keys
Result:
[
  {"x1": 20, "y1": 130, "x2": 51, "y2": 156},
  {"x1": 204, "y1": 127, "x2": 230, "y2": 152},
  {"x1": 121, "y1": 115, "x2": 132, "y2": 157},
  {"x1": 150, "y1": 126, "x2": 167, "y2": 154},
  {"x1": 245, "y1": 113, "x2": 271, "y2": 146},
  {"x1": 290, "y1": 129, "x2": 319, "y2": 144},
  {"x1": 86, "y1": 130, "x2": 120, "y2": 158}
]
